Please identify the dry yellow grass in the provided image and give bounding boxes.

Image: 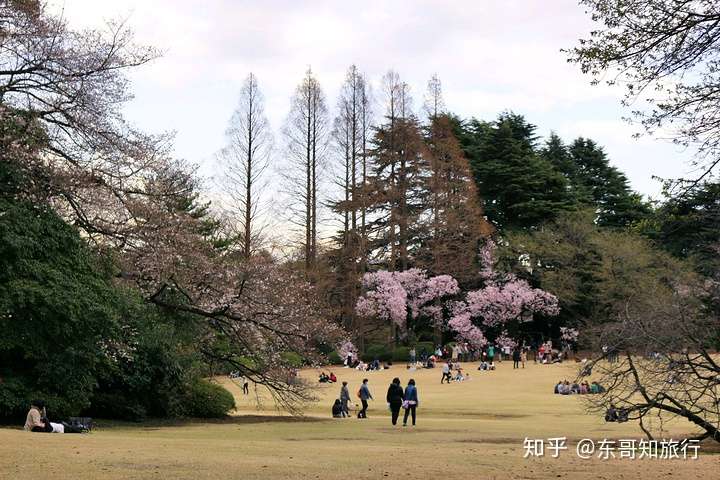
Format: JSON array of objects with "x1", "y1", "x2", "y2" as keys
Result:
[{"x1": 1, "y1": 360, "x2": 717, "y2": 479}]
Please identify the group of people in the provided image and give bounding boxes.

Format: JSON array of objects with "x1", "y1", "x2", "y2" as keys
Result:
[
  {"x1": 537, "y1": 341, "x2": 561, "y2": 364},
  {"x1": 331, "y1": 377, "x2": 420, "y2": 426},
  {"x1": 318, "y1": 372, "x2": 337, "y2": 383},
  {"x1": 353, "y1": 359, "x2": 389, "y2": 371},
  {"x1": 554, "y1": 379, "x2": 605, "y2": 395},
  {"x1": 510, "y1": 347, "x2": 528, "y2": 369},
  {"x1": 605, "y1": 404, "x2": 629, "y2": 423}
]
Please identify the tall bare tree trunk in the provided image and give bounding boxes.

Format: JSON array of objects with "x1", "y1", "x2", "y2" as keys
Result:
[
  {"x1": 218, "y1": 72, "x2": 272, "y2": 258},
  {"x1": 331, "y1": 66, "x2": 373, "y2": 332},
  {"x1": 282, "y1": 69, "x2": 328, "y2": 278}
]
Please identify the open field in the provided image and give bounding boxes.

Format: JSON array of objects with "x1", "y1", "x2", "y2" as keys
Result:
[{"x1": 1, "y1": 360, "x2": 717, "y2": 479}]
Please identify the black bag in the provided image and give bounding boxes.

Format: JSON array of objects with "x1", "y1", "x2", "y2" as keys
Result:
[{"x1": 68, "y1": 417, "x2": 93, "y2": 432}]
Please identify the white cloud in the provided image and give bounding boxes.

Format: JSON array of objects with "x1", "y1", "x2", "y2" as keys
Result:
[{"x1": 47, "y1": 0, "x2": 694, "y2": 199}]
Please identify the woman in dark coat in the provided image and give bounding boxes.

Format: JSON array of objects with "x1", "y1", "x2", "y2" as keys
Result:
[{"x1": 386, "y1": 377, "x2": 405, "y2": 425}]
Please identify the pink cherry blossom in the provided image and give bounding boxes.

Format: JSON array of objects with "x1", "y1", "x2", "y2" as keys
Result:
[
  {"x1": 356, "y1": 269, "x2": 459, "y2": 332},
  {"x1": 449, "y1": 240, "x2": 560, "y2": 346},
  {"x1": 337, "y1": 340, "x2": 358, "y2": 361},
  {"x1": 560, "y1": 327, "x2": 579, "y2": 343},
  {"x1": 495, "y1": 330, "x2": 518, "y2": 350}
]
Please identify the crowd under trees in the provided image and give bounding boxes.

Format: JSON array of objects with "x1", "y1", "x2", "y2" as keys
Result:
[{"x1": 1, "y1": 0, "x2": 718, "y2": 440}]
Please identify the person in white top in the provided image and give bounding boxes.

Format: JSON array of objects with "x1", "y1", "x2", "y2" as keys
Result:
[{"x1": 441, "y1": 362, "x2": 452, "y2": 384}]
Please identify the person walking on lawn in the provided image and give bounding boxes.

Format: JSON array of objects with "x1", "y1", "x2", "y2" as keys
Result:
[
  {"x1": 357, "y1": 378, "x2": 373, "y2": 419},
  {"x1": 402, "y1": 379, "x2": 419, "y2": 426},
  {"x1": 386, "y1": 377, "x2": 405, "y2": 426},
  {"x1": 340, "y1": 381, "x2": 351, "y2": 417},
  {"x1": 441, "y1": 361, "x2": 452, "y2": 383}
]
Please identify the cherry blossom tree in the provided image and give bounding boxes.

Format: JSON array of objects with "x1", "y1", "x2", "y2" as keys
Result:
[
  {"x1": 495, "y1": 330, "x2": 518, "y2": 351},
  {"x1": 128, "y1": 209, "x2": 348, "y2": 411},
  {"x1": 337, "y1": 340, "x2": 358, "y2": 362},
  {"x1": 560, "y1": 327, "x2": 580, "y2": 344},
  {"x1": 356, "y1": 268, "x2": 459, "y2": 338},
  {"x1": 356, "y1": 241, "x2": 560, "y2": 349},
  {"x1": 450, "y1": 241, "x2": 560, "y2": 347}
]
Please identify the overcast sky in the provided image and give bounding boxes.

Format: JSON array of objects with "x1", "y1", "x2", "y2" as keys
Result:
[{"x1": 49, "y1": 0, "x2": 698, "y2": 199}]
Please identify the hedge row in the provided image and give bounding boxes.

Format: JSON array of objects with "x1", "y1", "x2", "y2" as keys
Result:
[{"x1": 326, "y1": 342, "x2": 439, "y2": 364}]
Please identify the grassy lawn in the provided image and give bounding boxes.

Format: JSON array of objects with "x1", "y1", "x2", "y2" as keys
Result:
[{"x1": 1, "y1": 360, "x2": 717, "y2": 479}]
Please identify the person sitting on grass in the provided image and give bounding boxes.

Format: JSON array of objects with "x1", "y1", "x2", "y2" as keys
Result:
[
  {"x1": 554, "y1": 380, "x2": 564, "y2": 394},
  {"x1": 24, "y1": 400, "x2": 49, "y2": 432},
  {"x1": 332, "y1": 399, "x2": 343, "y2": 418},
  {"x1": 561, "y1": 380, "x2": 572, "y2": 395},
  {"x1": 605, "y1": 404, "x2": 628, "y2": 422},
  {"x1": 319, "y1": 372, "x2": 329, "y2": 383},
  {"x1": 329, "y1": 372, "x2": 337, "y2": 383},
  {"x1": 24, "y1": 400, "x2": 84, "y2": 433},
  {"x1": 590, "y1": 381, "x2": 605, "y2": 394}
]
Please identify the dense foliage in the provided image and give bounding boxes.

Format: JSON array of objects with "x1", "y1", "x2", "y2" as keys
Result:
[
  {"x1": 0, "y1": 172, "x2": 230, "y2": 420},
  {"x1": 455, "y1": 113, "x2": 650, "y2": 230},
  {"x1": 0, "y1": 192, "x2": 121, "y2": 417}
]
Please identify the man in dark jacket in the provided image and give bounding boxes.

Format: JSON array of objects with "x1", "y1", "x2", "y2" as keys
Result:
[
  {"x1": 512, "y1": 348, "x2": 521, "y2": 369},
  {"x1": 386, "y1": 377, "x2": 404, "y2": 426}
]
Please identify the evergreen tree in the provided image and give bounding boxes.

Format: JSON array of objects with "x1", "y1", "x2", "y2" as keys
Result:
[
  {"x1": 418, "y1": 113, "x2": 493, "y2": 286},
  {"x1": 568, "y1": 138, "x2": 650, "y2": 227},
  {"x1": 461, "y1": 113, "x2": 573, "y2": 230},
  {"x1": 365, "y1": 116, "x2": 429, "y2": 270},
  {"x1": 640, "y1": 180, "x2": 720, "y2": 277}
]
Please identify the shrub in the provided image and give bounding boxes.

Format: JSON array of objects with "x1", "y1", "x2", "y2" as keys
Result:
[
  {"x1": 414, "y1": 342, "x2": 435, "y2": 356},
  {"x1": 280, "y1": 351, "x2": 304, "y2": 368},
  {"x1": 362, "y1": 344, "x2": 392, "y2": 362},
  {"x1": 392, "y1": 346, "x2": 410, "y2": 362},
  {"x1": 183, "y1": 380, "x2": 235, "y2": 418},
  {"x1": 89, "y1": 392, "x2": 147, "y2": 421},
  {"x1": 327, "y1": 351, "x2": 343, "y2": 365}
]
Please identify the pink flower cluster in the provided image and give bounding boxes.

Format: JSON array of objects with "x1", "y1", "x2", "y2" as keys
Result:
[
  {"x1": 449, "y1": 241, "x2": 560, "y2": 347},
  {"x1": 447, "y1": 311, "x2": 487, "y2": 347},
  {"x1": 355, "y1": 241, "x2": 561, "y2": 349},
  {"x1": 559, "y1": 327, "x2": 579, "y2": 343},
  {"x1": 495, "y1": 330, "x2": 517, "y2": 350},
  {"x1": 457, "y1": 278, "x2": 559, "y2": 328},
  {"x1": 337, "y1": 340, "x2": 358, "y2": 361},
  {"x1": 356, "y1": 268, "x2": 460, "y2": 330}
]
